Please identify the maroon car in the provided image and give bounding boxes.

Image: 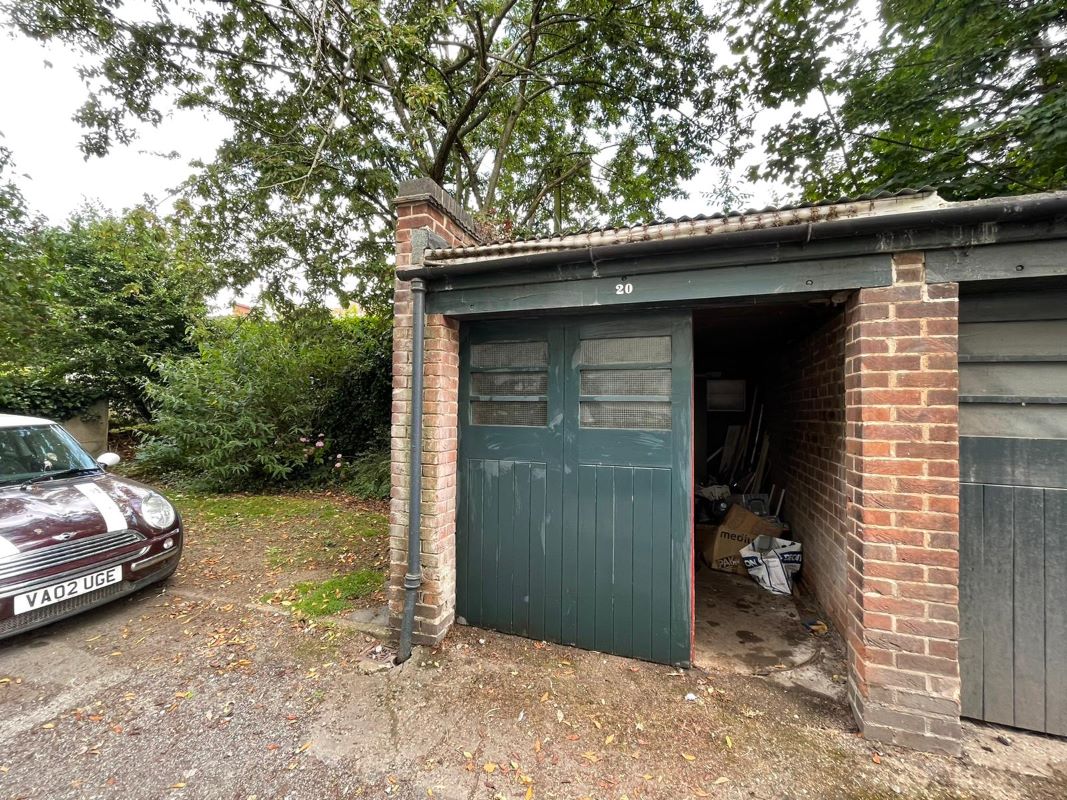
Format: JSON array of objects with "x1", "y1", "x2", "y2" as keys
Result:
[{"x1": 0, "y1": 414, "x2": 182, "y2": 639}]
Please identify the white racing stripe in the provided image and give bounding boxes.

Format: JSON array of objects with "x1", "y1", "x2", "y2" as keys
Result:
[{"x1": 74, "y1": 482, "x2": 128, "y2": 532}]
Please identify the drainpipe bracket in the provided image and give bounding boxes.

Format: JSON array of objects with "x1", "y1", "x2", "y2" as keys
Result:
[{"x1": 403, "y1": 572, "x2": 422, "y2": 591}]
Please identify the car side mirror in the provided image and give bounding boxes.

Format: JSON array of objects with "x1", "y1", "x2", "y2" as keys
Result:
[{"x1": 97, "y1": 452, "x2": 121, "y2": 468}]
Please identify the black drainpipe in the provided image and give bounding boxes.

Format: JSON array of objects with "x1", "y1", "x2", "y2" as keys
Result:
[{"x1": 396, "y1": 276, "x2": 426, "y2": 664}]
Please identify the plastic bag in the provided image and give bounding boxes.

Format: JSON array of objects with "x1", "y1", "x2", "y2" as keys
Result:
[{"x1": 740, "y1": 535, "x2": 802, "y2": 595}]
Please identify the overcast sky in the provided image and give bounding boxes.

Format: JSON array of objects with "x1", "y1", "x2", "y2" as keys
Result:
[
  {"x1": 0, "y1": 34, "x2": 231, "y2": 223},
  {"x1": 0, "y1": 26, "x2": 797, "y2": 231}
]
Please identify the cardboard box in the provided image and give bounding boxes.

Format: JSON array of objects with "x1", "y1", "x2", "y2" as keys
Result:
[{"x1": 701, "y1": 504, "x2": 786, "y2": 575}]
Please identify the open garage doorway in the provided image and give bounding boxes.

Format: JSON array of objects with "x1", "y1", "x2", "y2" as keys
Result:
[{"x1": 689, "y1": 298, "x2": 850, "y2": 681}]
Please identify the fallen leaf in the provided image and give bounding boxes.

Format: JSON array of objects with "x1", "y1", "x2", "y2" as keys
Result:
[
  {"x1": 533, "y1": 739, "x2": 542, "y2": 754},
  {"x1": 170, "y1": 783, "x2": 186, "y2": 790},
  {"x1": 682, "y1": 753, "x2": 696, "y2": 762},
  {"x1": 694, "y1": 790, "x2": 710, "y2": 798},
  {"x1": 525, "y1": 787, "x2": 533, "y2": 800},
  {"x1": 483, "y1": 762, "x2": 497, "y2": 774},
  {"x1": 297, "y1": 741, "x2": 312, "y2": 754},
  {"x1": 872, "y1": 754, "x2": 882, "y2": 765},
  {"x1": 604, "y1": 734, "x2": 615, "y2": 745},
  {"x1": 725, "y1": 736, "x2": 733, "y2": 749},
  {"x1": 539, "y1": 691, "x2": 550, "y2": 703},
  {"x1": 714, "y1": 777, "x2": 730, "y2": 785},
  {"x1": 581, "y1": 751, "x2": 599, "y2": 763}
]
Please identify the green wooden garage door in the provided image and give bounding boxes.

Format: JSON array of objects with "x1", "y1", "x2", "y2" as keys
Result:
[
  {"x1": 959, "y1": 289, "x2": 1067, "y2": 735},
  {"x1": 456, "y1": 313, "x2": 693, "y2": 665}
]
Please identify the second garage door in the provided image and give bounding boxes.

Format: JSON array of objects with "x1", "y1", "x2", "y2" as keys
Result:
[{"x1": 959, "y1": 288, "x2": 1067, "y2": 735}]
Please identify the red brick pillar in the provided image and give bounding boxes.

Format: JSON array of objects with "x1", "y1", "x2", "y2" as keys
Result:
[
  {"x1": 843, "y1": 252, "x2": 962, "y2": 755},
  {"x1": 390, "y1": 179, "x2": 480, "y2": 645}
]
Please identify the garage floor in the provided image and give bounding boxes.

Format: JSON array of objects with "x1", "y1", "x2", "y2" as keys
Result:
[{"x1": 692, "y1": 568, "x2": 816, "y2": 674}]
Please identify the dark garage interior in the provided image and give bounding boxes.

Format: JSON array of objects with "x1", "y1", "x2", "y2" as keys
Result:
[{"x1": 689, "y1": 298, "x2": 850, "y2": 672}]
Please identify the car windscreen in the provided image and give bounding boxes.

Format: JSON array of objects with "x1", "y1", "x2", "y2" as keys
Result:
[{"x1": 0, "y1": 425, "x2": 100, "y2": 486}]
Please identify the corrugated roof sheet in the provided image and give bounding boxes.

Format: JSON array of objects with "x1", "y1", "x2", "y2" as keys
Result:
[
  {"x1": 490, "y1": 187, "x2": 937, "y2": 245},
  {"x1": 421, "y1": 187, "x2": 945, "y2": 266}
]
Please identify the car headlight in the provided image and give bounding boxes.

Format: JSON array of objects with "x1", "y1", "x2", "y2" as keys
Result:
[{"x1": 141, "y1": 492, "x2": 176, "y2": 529}]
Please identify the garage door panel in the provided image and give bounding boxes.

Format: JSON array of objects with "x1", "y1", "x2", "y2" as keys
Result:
[
  {"x1": 575, "y1": 464, "x2": 598, "y2": 651},
  {"x1": 631, "y1": 468, "x2": 655, "y2": 661},
  {"x1": 1012, "y1": 487, "x2": 1046, "y2": 733},
  {"x1": 594, "y1": 465, "x2": 616, "y2": 654},
  {"x1": 960, "y1": 319, "x2": 1067, "y2": 359},
  {"x1": 980, "y1": 485, "x2": 1015, "y2": 727},
  {"x1": 961, "y1": 404, "x2": 1067, "y2": 439},
  {"x1": 611, "y1": 467, "x2": 635, "y2": 658},
  {"x1": 961, "y1": 438, "x2": 1067, "y2": 489},
  {"x1": 527, "y1": 463, "x2": 549, "y2": 641},
  {"x1": 959, "y1": 483, "x2": 984, "y2": 721},
  {"x1": 480, "y1": 459, "x2": 501, "y2": 631},
  {"x1": 960, "y1": 362, "x2": 1067, "y2": 399},
  {"x1": 1045, "y1": 490, "x2": 1067, "y2": 736},
  {"x1": 651, "y1": 466, "x2": 677, "y2": 663}
]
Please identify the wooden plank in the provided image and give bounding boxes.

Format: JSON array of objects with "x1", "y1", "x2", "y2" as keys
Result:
[
  {"x1": 575, "y1": 464, "x2": 598, "y2": 650},
  {"x1": 455, "y1": 458, "x2": 470, "y2": 623},
  {"x1": 959, "y1": 483, "x2": 985, "y2": 721},
  {"x1": 959, "y1": 320, "x2": 1067, "y2": 359},
  {"x1": 481, "y1": 460, "x2": 500, "y2": 630},
  {"x1": 512, "y1": 462, "x2": 532, "y2": 638},
  {"x1": 961, "y1": 290, "x2": 1067, "y2": 323},
  {"x1": 612, "y1": 467, "x2": 635, "y2": 658},
  {"x1": 544, "y1": 462, "x2": 564, "y2": 643},
  {"x1": 928, "y1": 240, "x2": 1067, "y2": 284},
  {"x1": 961, "y1": 438, "x2": 1067, "y2": 489},
  {"x1": 495, "y1": 461, "x2": 516, "y2": 633},
  {"x1": 719, "y1": 425, "x2": 742, "y2": 477},
  {"x1": 960, "y1": 362, "x2": 1067, "y2": 400},
  {"x1": 650, "y1": 467, "x2": 673, "y2": 663},
  {"x1": 594, "y1": 465, "x2": 615, "y2": 654},
  {"x1": 1013, "y1": 487, "x2": 1046, "y2": 732},
  {"x1": 982, "y1": 485, "x2": 1015, "y2": 727},
  {"x1": 464, "y1": 459, "x2": 484, "y2": 624},
  {"x1": 426, "y1": 256, "x2": 892, "y2": 316},
  {"x1": 1045, "y1": 489, "x2": 1067, "y2": 736},
  {"x1": 528, "y1": 463, "x2": 548, "y2": 641},
  {"x1": 961, "y1": 404, "x2": 1067, "y2": 441},
  {"x1": 546, "y1": 324, "x2": 568, "y2": 645},
  {"x1": 631, "y1": 468, "x2": 654, "y2": 661}
]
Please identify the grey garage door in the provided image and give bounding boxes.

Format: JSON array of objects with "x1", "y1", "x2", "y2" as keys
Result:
[
  {"x1": 455, "y1": 312, "x2": 693, "y2": 665},
  {"x1": 959, "y1": 289, "x2": 1067, "y2": 735}
]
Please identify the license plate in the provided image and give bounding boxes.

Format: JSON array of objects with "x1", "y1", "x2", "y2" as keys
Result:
[{"x1": 13, "y1": 566, "x2": 123, "y2": 615}]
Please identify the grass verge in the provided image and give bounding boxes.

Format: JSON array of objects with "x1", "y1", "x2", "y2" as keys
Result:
[{"x1": 263, "y1": 569, "x2": 385, "y2": 617}]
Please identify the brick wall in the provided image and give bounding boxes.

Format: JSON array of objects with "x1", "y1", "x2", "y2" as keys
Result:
[
  {"x1": 843, "y1": 252, "x2": 962, "y2": 755},
  {"x1": 770, "y1": 310, "x2": 850, "y2": 634},
  {"x1": 390, "y1": 179, "x2": 480, "y2": 645}
]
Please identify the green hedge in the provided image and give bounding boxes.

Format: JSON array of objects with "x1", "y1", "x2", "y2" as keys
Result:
[{"x1": 137, "y1": 314, "x2": 392, "y2": 493}]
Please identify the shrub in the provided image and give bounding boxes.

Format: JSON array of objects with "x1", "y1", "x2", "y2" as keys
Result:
[
  {"x1": 138, "y1": 314, "x2": 391, "y2": 490},
  {"x1": 341, "y1": 447, "x2": 391, "y2": 500}
]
